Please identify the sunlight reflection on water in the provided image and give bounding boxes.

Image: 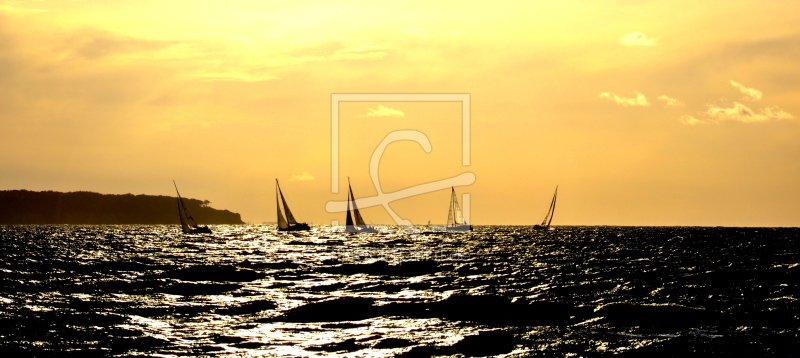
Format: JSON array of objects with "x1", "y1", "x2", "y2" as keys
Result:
[{"x1": 0, "y1": 225, "x2": 797, "y2": 356}]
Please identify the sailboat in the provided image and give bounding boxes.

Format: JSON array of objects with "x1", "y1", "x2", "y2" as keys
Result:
[
  {"x1": 276, "y1": 179, "x2": 310, "y2": 231},
  {"x1": 173, "y1": 181, "x2": 212, "y2": 234},
  {"x1": 345, "y1": 178, "x2": 377, "y2": 233},
  {"x1": 446, "y1": 187, "x2": 471, "y2": 231},
  {"x1": 533, "y1": 186, "x2": 558, "y2": 230}
]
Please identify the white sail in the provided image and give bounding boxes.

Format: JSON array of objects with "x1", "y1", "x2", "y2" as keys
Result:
[
  {"x1": 446, "y1": 187, "x2": 470, "y2": 230},
  {"x1": 453, "y1": 194, "x2": 464, "y2": 225},
  {"x1": 447, "y1": 187, "x2": 466, "y2": 226},
  {"x1": 447, "y1": 190, "x2": 455, "y2": 227}
]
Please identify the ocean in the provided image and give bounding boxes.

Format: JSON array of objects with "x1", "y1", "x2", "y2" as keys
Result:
[{"x1": 0, "y1": 225, "x2": 797, "y2": 357}]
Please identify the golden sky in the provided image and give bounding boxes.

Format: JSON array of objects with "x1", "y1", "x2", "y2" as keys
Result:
[{"x1": 2, "y1": 0, "x2": 799, "y2": 226}]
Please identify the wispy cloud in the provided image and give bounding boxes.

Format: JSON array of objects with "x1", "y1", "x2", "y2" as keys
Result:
[
  {"x1": 0, "y1": 3, "x2": 45, "y2": 15},
  {"x1": 729, "y1": 80, "x2": 762, "y2": 101},
  {"x1": 599, "y1": 92, "x2": 649, "y2": 106},
  {"x1": 705, "y1": 102, "x2": 792, "y2": 123},
  {"x1": 676, "y1": 80, "x2": 790, "y2": 125},
  {"x1": 619, "y1": 32, "x2": 656, "y2": 46},
  {"x1": 59, "y1": 28, "x2": 180, "y2": 60},
  {"x1": 290, "y1": 172, "x2": 315, "y2": 181},
  {"x1": 182, "y1": 38, "x2": 386, "y2": 82},
  {"x1": 331, "y1": 45, "x2": 388, "y2": 60},
  {"x1": 657, "y1": 95, "x2": 682, "y2": 107},
  {"x1": 761, "y1": 106, "x2": 794, "y2": 120},
  {"x1": 679, "y1": 115, "x2": 704, "y2": 125},
  {"x1": 359, "y1": 104, "x2": 405, "y2": 118}
]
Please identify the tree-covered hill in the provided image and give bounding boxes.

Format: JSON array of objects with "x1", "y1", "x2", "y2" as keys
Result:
[{"x1": 0, "y1": 190, "x2": 243, "y2": 224}]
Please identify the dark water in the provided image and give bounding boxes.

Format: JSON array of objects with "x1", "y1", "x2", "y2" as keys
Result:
[{"x1": 0, "y1": 225, "x2": 797, "y2": 357}]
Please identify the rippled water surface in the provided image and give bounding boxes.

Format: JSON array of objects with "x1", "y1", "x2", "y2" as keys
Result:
[{"x1": 0, "y1": 225, "x2": 798, "y2": 357}]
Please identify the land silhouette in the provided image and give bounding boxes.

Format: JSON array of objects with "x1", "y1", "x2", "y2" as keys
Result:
[{"x1": 0, "y1": 190, "x2": 243, "y2": 225}]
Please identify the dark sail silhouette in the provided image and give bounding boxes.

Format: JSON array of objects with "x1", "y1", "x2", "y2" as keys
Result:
[
  {"x1": 276, "y1": 179, "x2": 310, "y2": 231},
  {"x1": 173, "y1": 181, "x2": 212, "y2": 234},
  {"x1": 446, "y1": 187, "x2": 471, "y2": 231},
  {"x1": 533, "y1": 186, "x2": 558, "y2": 230},
  {"x1": 345, "y1": 178, "x2": 376, "y2": 233}
]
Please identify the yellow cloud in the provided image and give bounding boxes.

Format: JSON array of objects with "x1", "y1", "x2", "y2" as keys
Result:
[
  {"x1": 658, "y1": 95, "x2": 682, "y2": 107},
  {"x1": 332, "y1": 45, "x2": 388, "y2": 60},
  {"x1": 359, "y1": 104, "x2": 405, "y2": 118},
  {"x1": 706, "y1": 102, "x2": 792, "y2": 123},
  {"x1": 290, "y1": 172, "x2": 315, "y2": 181},
  {"x1": 0, "y1": 4, "x2": 45, "y2": 15},
  {"x1": 762, "y1": 106, "x2": 794, "y2": 120},
  {"x1": 679, "y1": 115, "x2": 704, "y2": 125},
  {"x1": 729, "y1": 80, "x2": 762, "y2": 101},
  {"x1": 600, "y1": 92, "x2": 649, "y2": 106}
]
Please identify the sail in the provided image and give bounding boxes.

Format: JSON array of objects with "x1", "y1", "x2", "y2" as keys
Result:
[
  {"x1": 275, "y1": 179, "x2": 310, "y2": 231},
  {"x1": 546, "y1": 186, "x2": 558, "y2": 226},
  {"x1": 276, "y1": 181, "x2": 297, "y2": 225},
  {"x1": 174, "y1": 180, "x2": 210, "y2": 233},
  {"x1": 453, "y1": 194, "x2": 464, "y2": 225},
  {"x1": 538, "y1": 186, "x2": 558, "y2": 228},
  {"x1": 539, "y1": 211, "x2": 548, "y2": 227},
  {"x1": 281, "y1": 191, "x2": 297, "y2": 225},
  {"x1": 344, "y1": 178, "x2": 376, "y2": 233},
  {"x1": 446, "y1": 189, "x2": 455, "y2": 226},
  {"x1": 349, "y1": 183, "x2": 367, "y2": 226},
  {"x1": 447, "y1": 187, "x2": 466, "y2": 226},
  {"x1": 276, "y1": 187, "x2": 289, "y2": 230},
  {"x1": 175, "y1": 186, "x2": 199, "y2": 229},
  {"x1": 177, "y1": 198, "x2": 191, "y2": 232},
  {"x1": 345, "y1": 187, "x2": 354, "y2": 227},
  {"x1": 276, "y1": 180, "x2": 296, "y2": 229},
  {"x1": 342, "y1": 178, "x2": 377, "y2": 233}
]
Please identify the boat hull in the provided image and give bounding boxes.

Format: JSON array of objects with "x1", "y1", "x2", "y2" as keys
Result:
[
  {"x1": 446, "y1": 225, "x2": 472, "y2": 232},
  {"x1": 184, "y1": 226, "x2": 212, "y2": 234},
  {"x1": 346, "y1": 225, "x2": 377, "y2": 233},
  {"x1": 278, "y1": 223, "x2": 311, "y2": 231}
]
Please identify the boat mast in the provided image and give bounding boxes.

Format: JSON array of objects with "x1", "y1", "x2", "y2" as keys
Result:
[
  {"x1": 173, "y1": 180, "x2": 198, "y2": 229},
  {"x1": 176, "y1": 197, "x2": 189, "y2": 232}
]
